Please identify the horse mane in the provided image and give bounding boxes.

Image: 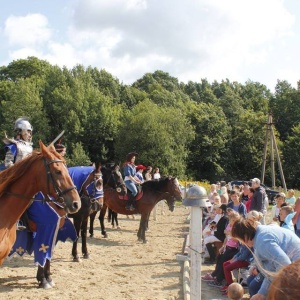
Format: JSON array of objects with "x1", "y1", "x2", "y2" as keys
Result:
[
  {"x1": 142, "y1": 176, "x2": 173, "y2": 190},
  {"x1": 0, "y1": 149, "x2": 63, "y2": 197}
]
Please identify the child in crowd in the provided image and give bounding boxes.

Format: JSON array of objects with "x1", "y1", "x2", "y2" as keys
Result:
[
  {"x1": 271, "y1": 193, "x2": 286, "y2": 222},
  {"x1": 285, "y1": 189, "x2": 296, "y2": 205},
  {"x1": 227, "y1": 282, "x2": 244, "y2": 300},
  {"x1": 279, "y1": 205, "x2": 296, "y2": 232}
]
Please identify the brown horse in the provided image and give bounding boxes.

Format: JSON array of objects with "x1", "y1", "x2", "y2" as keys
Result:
[
  {"x1": 90, "y1": 177, "x2": 182, "y2": 243},
  {"x1": 0, "y1": 141, "x2": 81, "y2": 266},
  {"x1": 267, "y1": 259, "x2": 300, "y2": 300},
  {"x1": 71, "y1": 163, "x2": 126, "y2": 261}
]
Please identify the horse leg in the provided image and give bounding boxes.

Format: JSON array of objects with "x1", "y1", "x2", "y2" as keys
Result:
[
  {"x1": 89, "y1": 211, "x2": 97, "y2": 237},
  {"x1": 72, "y1": 217, "x2": 81, "y2": 262},
  {"x1": 36, "y1": 264, "x2": 52, "y2": 289},
  {"x1": 99, "y1": 205, "x2": 108, "y2": 238},
  {"x1": 137, "y1": 214, "x2": 148, "y2": 243},
  {"x1": 108, "y1": 208, "x2": 112, "y2": 223},
  {"x1": 44, "y1": 259, "x2": 55, "y2": 287},
  {"x1": 115, "y1": 212, "x2": 120, "y2": 229},
  {"x1": 81, "y1": 217, "x2": 89, "y2": 259}
]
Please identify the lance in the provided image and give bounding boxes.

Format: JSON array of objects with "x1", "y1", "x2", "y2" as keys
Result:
[{"x1": 48, "y1": 130, "x2": 65, "y2": 147}]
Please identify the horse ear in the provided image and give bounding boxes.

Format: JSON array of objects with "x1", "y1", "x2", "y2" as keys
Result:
[
  {"x1": 95, "y1": 162, "x2": 101, "y2": 171},
  {"x1": 39, "y1": 140, "x2": 49, "y2": 155}
]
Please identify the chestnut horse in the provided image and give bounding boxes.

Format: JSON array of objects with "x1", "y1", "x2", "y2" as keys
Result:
[
  {"x1": 90, "y1": 177, "x2": 182, "y2": 243},
  {"x1": 0, "y1": 141, "x2": 80, "y2": 266},
  {"x1": 70, "y1": 163, "x2": 126, "y2": 261}
]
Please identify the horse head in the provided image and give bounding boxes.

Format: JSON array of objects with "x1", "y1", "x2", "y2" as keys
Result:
[
  {"x1": 102, "y1": 163, "x2": 127, "y2": 194},
  {"x1": 165, "y1": 177, "x2": 182, "y2": 212},
  {"x1": 80, "y1": 162, "x2": 104, "y2": 211},
  {"x1": 40, "y1": 141, "x2": 81, "y2": 213}
]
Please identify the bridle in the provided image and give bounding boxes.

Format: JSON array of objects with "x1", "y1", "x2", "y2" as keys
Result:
[
  {"x1": 5, "y1": 157, "x2": 77, "y2": 206},
  {"x1": 82, "y1": 172, "x2": 104, "y2": 204},
  {"x1": 103, "y1": 166, "x2": 126, "y2": 193},
  {"x1": 45, "y1": 158, "x2": 77, "y2": 205}
]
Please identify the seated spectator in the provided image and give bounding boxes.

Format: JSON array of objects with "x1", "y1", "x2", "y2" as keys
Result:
[
  {"x1": 204, "y1": 212, "x2": 240, "y2": 287},
  {"x1": 203, "y1": 204, "x2": 228, "y2": 264},
  {"x1": 227, "y1": 190, "x2": 247, "y2": 218},
  {"x1": 227, "y1": 282, "x2": 244, "y2": 300},
  {"x1": 246, "y1": 263, "x2": 265, "y2": 298},
  {"x1": 285, "y1": 189, "x2": 296, "y2": 206},
  {"x1": 279, "y1": 205, "x2": 296, "y2": 232}
]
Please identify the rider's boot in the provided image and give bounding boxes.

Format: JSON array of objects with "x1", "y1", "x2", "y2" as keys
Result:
[{"x1": 125, "y1": 194, "x2": 133, "y2": 210}]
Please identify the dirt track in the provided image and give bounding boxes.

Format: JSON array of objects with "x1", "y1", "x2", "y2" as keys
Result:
[{"x1": 1, "y1": 204, "x2": 190, "y2": 300}]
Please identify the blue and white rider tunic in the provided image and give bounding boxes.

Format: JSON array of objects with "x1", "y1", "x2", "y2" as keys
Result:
[
  {"x1": 135, "y1": 171, "x2": 144, "y2": 183},
  {"x1": 3, "y1": 137, "x2": 33, "y2": 168},
  {"x1": 124, "y1": 163, "x2": 139, "y2": 196}
]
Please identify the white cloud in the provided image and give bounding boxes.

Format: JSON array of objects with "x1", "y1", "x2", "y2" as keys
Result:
[
  {"x1": 1, "y1": 0, "x2": 298, "y2": 89},
  {"x1": 4, "y1": 14, "x2": 52, "y2": 47}
]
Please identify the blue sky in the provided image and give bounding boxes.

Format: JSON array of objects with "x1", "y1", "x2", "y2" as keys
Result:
[{"x1": 1, "y1": 0, "x2": 300, "y2": 92}]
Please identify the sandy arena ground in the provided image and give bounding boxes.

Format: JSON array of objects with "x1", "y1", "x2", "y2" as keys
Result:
[{"x1": 1, "y1": 204, "x2": 249, "y2": 300}]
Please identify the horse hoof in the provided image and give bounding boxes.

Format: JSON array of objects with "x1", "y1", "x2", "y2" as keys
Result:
[
  {"x1": 103, "y1": 233, "x2": 108, "y2": 238},
  {"x1": 83, "y1": 254, "x2": 89, "y2": 259},
  {"x1": 143, "y1": 240, "x2": 148, "y2": 244},
  {"x1": 73, "y1": 257, "x2": 81, "y2": 262},
  {"x1": 47, "y1": 279, "x2": 55, "y2": 287},
  {"x1": 90, "y1": 234, "x2": 94, "y2": 238},
  {"x1": 138, "y1": 238, "x2": 143, "y2": 242},
  {"x1": 117, "y1": 226, "x2": 121, "y2": 230},
  {"x1": 39, "y1": 279, "x2": 52, "y2": 289}
]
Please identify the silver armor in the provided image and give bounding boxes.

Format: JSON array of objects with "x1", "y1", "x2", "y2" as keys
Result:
[{"x1": 3, "y1": 138, "x2": 33, "y2": 168}]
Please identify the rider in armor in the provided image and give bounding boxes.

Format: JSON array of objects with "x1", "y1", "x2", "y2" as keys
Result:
[
  {"x1": 123, "y1": 152, "x2": 142, "y2": 211},
  {"x1": 3, "y1": 117, "x2": 33, "y2": 168},
  {"x1": 2, "y1": 117, "x2": 33, "y2": 230}
]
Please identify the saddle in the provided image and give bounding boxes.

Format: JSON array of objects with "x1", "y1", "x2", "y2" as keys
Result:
[{"x1": 119, "y1": 185, "x2": 143, "y2": 201}]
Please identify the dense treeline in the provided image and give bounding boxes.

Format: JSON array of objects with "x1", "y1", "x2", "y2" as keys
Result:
[{"x1": 1, "y1": 57, "x2": 300, "y2": 187}]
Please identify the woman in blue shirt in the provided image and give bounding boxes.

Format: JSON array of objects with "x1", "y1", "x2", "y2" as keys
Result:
[
  {"x1": 232, "y1": 218, "x2": 300, "y2": 300},
  {"x1": 123, "y1": 152, "x2": 142, "y2": 211}
]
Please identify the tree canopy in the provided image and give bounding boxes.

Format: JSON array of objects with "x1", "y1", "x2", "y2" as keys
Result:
[{"x1": 1, "y1": 57, "x2": 300, "y2": 187}]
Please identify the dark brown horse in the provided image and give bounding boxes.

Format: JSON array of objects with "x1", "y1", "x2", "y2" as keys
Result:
[
  {"x1": 0, "y1": 141, "x2": 80, "y2": 266},
  {"x1": 70, "y1": 163, "x2": 126, "y2": 261},
  {"x1": 90, "y1": 177, "x2": 182, "y2": 243},
  {"x1": 34, "y1": 163, "x2": 106, "y2": 287}
]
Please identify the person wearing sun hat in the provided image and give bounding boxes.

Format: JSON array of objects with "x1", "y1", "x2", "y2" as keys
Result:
[
  {"x1": 123, "y1": 152, "x2": 142, "y2": 211},
  {"x1": 135, "y1": 164, "x2": 146, "y2": 183}
]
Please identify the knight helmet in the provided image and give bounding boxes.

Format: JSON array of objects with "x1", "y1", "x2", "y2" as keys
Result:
[{"x1": 14, "y1": 117, "x2": 33, "y2": 142}]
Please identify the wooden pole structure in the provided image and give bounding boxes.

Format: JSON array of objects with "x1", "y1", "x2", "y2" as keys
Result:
[{"x1": 261, "y1": 113, "x2": 287, "y2": 190}]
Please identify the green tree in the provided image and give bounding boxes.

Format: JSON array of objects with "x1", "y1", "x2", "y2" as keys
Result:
[{"x1": 114, "y1": 100, "x2": 193, "y2": 177}]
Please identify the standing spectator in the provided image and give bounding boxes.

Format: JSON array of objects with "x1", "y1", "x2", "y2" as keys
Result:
[
  {"x1": 208, "y1": 184, "x2": 217, "y2": 204},
  {"x1": 227, "y1": 190, "x2": 247, "y2": 218},
  {"x1": 135, "y1": 164, "x2": 146, "y2": 183},
  {"x1": 285, "y1": 189, "x2": 296, "y2": 206},
  {"x1": 231, "y1": 218, "x2": 300, "y2": 299},
  {"x1": 245, "y1": 188, "x2": 255, "y2": 213},
  {"x1": 220, "y1": 186, "x2": 229, "y2": 205},
  {"x1": 249, "y1": 178, "x2": 265, "y2": 215},
  {"x1": 241, "y1": 184, "x2": 250, "y2": 205},
  {"x1": 144, "y1": 166, "x2": 152, "y2": 181},
  {"x1": 54, "y1": 143, "x2": 66, "y2": 157},
  {"x1": 153, "y1": 167, "x2": 161, "y2": 180}
]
